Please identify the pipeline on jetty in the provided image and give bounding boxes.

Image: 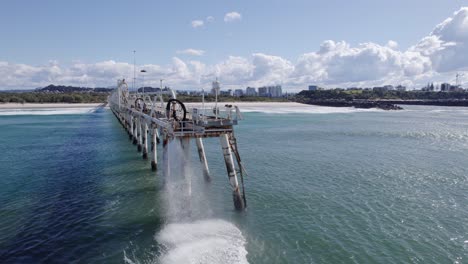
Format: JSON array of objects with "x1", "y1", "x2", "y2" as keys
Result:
[{"x1": 108, "y1": 79, "x2": 247, "y2": 210}]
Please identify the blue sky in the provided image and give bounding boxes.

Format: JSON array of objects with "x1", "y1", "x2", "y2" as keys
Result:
[{"x1": 1, "y1": 0, "x2": 468, "y2": 89}]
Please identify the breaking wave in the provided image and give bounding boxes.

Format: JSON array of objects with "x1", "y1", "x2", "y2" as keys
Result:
[
  {"x1": 186, "y1": 102, "x2": 383, "y2": 114},
  {"x1": 239, "y1": 105, "x2": 382, "y2": 114}
]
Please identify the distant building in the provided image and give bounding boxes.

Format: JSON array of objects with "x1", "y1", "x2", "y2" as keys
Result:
[
  {"x1": 245, "y1": 87, "x2": 257, "y2": 96},
  {"x1": 383, "y1": 85, "x2": 394, "y2": 91},
  {"x1": 308, "y1": 85, "x2": 325, "y2": 91},
  {"x1": 441, "y1": 83, "x2": 450, "y2": 92},
  {"x1": 220, "y1": 89, "x2": 233, "y2": 96},
  {"x1": 373, "y1": 86, "x2": 387, "y2": 92},
  {"x1": 268, "y1": 85, "x2": 282, "y2": 97},
  {"x1": 449, "y1": 85, "x2": 462, "y2": 92},
  {"x1": 258, "y1": 87, "x2": 268, "y2": 97},
  {"x1": 396, "y1": 85, "x2": 406, "y2": 91},
  {"x1": 234, "y1": 89, "x2": 244, "y2": 97},
  {"x1": 211, "y1": 79, "x2": 221, "y2": 95}
]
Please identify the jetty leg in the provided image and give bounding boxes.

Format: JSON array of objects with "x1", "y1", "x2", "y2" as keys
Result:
[
  {"x1": 137, "y1": 117, "x2": 142, "y2": 152},
  {"x1": 163, "y1": 135, "x2": 170, "y2": 178},
  {"x1": 142, "y1": 122, "x2": 148, "y2": 159},
  {"x1": 132, "y1": 117, "x2": 138, "y2": 145},
  {"x1": 129, "y1": 114, "x2": 133, "y2": 140},
  {"x1": 181, "y1": 138, "x2": 192, "y2": 196},
  {"x1": 196, "y1": 137, "x2": 211, "y2": 182},
  {"x1": 220, "y1": 133, "x2": 245, "y2": 210},
  {"x1": 151, "y1": 127, "x2": 158, "y2": 171},
  {"x1": 156, "y1": 128, "x2": 161, "y2": 144}
]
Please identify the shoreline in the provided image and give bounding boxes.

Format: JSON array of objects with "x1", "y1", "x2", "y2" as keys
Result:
[{"x1": 0, "y1": 103, "x2": 106, "y2": 109}]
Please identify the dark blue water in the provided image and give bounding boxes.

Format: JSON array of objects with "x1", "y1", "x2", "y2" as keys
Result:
[{"x1": 0, "y1": 105, "x2": 467, "y2": 263}]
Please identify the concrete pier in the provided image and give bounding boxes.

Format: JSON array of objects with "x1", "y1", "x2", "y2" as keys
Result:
[{"x1": 109, "y1": 79, "x2": 247, "y2": 210}]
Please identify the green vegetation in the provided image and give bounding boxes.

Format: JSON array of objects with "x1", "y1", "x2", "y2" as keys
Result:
[
  {"x1": 0, "y1": 92, "x2": 109, "y2": 103},
  {"x1": 295, "y1": 89, "x2": 468, "y2": 101}
]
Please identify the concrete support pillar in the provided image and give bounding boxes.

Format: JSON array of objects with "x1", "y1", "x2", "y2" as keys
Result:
[
  {"x1": 137, "y1": 117, "x2": 142, "y2": 152},
  {"x1": 163, "y1": 135, "x2": 170, "y2": 178},
  {"x1": 151, "y1": 127, "x2": 158, "y2": 171},
  {"x1": 132, "y1": 116, "x2": 138, "y2": 145},
  {"x1": 220, "y1": 133, "x2": 245, "y2": 210},
  {"x1": 126, "y1": 113, "x2": 131, "y2": 136},
  {"x1": 196, "y1": 137, "x2": 211, "y2": 182},
  {"x1": 156, "y1": 128, "x2": 161, "y2": 144},
  {"x1": 142, "y1": 122, "x2": 148, "y2": 159},
  {"x1": 129, "y1": 115, "x2": 134, "y2": 141},
  {"x1": 181, "y1": 137, "x2": 192, "y2": 197}
]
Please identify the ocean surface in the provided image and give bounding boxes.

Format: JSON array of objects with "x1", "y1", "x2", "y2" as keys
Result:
[{"x1": 0, "y1": 104, "x2": 467, "y2": 263}]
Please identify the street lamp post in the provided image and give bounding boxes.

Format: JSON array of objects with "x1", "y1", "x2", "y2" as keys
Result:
[{"x1": 140, "y1": 69, "x2": 147, "y2": 94}]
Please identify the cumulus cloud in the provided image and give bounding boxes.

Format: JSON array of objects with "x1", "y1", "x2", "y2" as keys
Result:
[
  {"x1": 4, "y1": 7, "x2": 468, "y2": 91},
  {"x1": 176, "y1": 49, "x2": 205, "y2": 56},
  {"x1": 411, "y1": 7, "x2": 468, "y2": 72},
  {"x1": 224, "y1": 12, "x2": 242, "y2": 23},
  {"x1": 191, "y1": 20, "x2": 204, "y2": 28}
]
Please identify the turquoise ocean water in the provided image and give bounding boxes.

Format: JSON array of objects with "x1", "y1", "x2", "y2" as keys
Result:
[{"x1": 0, "y1": 105, "x2": 467, "y2": 263}]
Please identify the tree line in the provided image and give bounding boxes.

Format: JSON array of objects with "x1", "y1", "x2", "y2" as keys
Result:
[
  {"x1": 295, "y1": 90, "x2": 468, "y2": 102},
  {"x1": 0, "y1": 92, "x2": 109, "y2": 103}
]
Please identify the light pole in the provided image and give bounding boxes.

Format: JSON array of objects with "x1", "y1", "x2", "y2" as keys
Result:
[{"x1": 140, "y1": 69, "x2": 147, "y2": 94}]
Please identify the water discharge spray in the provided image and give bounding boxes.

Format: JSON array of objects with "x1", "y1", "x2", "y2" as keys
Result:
[{"x1": 156, "y1": 140, "x2": 248, "y2": 264}]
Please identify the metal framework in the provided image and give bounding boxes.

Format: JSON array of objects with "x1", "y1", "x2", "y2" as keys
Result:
[{"x1": 108, "y1": 79, "x2": 247, "y2": 210}]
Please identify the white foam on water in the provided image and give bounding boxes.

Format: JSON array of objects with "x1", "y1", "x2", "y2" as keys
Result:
[
  {"x1": 0, "y1": 107, "x2": 97, "y2": 116},
  {"x1": 238, "y1": 105, "x2": 382, "y2": 114},
  {"x1": 156, "y1": 219, "x2": 248, "y2": 264},
  {"x1": 153, "y1": 140, "x2": 249, "y2": 264},
  {"x1": 186, "y1": 102, "x2": 383, "y2": 114}
]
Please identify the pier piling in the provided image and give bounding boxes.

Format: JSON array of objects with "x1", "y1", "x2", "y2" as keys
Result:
[
  {"x1": 151, "y1": 127, "x2": 158, "y2": 171},
  {"x1": 220, "y1": 133, "x2": 245, "y2": 210},
  {"x1": 196, "y1": 137, "x2": 211, "y2": 182}
]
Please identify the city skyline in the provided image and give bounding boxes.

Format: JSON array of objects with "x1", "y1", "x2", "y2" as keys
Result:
[{"x1": 1, "y1": 1, "x2": 468, "y2": 90}]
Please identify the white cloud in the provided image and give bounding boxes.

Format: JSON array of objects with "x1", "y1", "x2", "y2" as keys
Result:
[
  {"x1": 224, "y1": 12, "x2": 242, "y2": 23},
  {"x1": 191, "y1": 20, "x2": 204, "y2": 28},
  {"x1": 206, "y1": 16, "x2": 214, "y2": 23},
  {"x1": 4, "y1": 7, "x2": 468, "y2": 91},
  {"x1": 176, "y1": 49, "x2": 205, "y2": 56},
  {"x1": 411, "y1": 7, "x2": 468, "y2": 72}
]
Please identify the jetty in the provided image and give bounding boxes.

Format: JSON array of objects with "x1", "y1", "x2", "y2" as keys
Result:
[{"x1": 108, "y1": 79, "x2": 247, "y2": 210}]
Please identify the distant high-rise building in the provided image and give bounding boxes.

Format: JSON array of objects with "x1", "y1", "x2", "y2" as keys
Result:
[
  {"x1": 441, "y1": 83, "x2": 450, "y2": 92},
  {"x1": 258, "y1": 87, "x2": 268, "y2": 97},
  {"x1": 234, "y1": 89, "x2": 244, "y2": 97},
  {"x1": 268, "y1": 85, "x2": 282, "y2": 97},
  {"x1": 245, "y1": 87, "x2": 257, "y2": 96},
  {"x1": 211, "y1": 79, "x2": 221, "y2": 95},
  {"x1": 220, "y1": 89, "x2": 233, "y2": 96}
]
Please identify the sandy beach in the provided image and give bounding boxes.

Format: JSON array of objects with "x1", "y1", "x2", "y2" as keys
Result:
[
  {"x1": 0, "y1": 101, "x2": 378, "y2": 115},
  {"x1": 0, "y1": 103, "x2": 105, "y2": 109}
]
